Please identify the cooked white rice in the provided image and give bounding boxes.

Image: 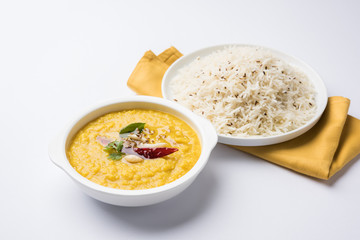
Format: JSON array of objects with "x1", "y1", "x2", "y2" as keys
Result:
[{"x1": 170, "y1": 46, "x2": 317, "y2": 137}]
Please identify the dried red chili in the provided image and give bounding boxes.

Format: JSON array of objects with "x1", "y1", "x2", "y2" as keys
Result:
[{"x1": 133, "y1": 147, "x2": 178, "y2": 159}]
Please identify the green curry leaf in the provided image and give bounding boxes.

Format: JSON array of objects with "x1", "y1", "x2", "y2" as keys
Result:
[
  {"x1": 103, "y1": 141, "x2": 123, "y2": 153},
  {"x1": 120, "y1": 122, "x2": 145, "y2": 134},
  {"x1": 108, "y1": 152, "x2": 125, "y2": 160},
  {"x1": 116, "y1": 141, "x2": 123, "y2": 152}
]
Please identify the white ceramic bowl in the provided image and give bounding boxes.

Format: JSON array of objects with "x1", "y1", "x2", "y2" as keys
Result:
[
  {"x1": 162, "y1": 44, "x2": 328, "y2": 146},
  {"x1": 49, "y1": 96, "x2": 218, "y2": 206}
]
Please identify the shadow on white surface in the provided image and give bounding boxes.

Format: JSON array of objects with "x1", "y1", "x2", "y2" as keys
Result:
[
  {"x1": 86, "y1": 160, "x2": 218, "y2": 231},
  {"x1": 315, "y1": 154, "x2": 360, "y2": 186},
  {"x1": 265, "y1": 153, "x2": 360, "y2": 186}
]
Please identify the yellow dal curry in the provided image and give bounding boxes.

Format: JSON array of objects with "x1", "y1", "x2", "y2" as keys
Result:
[{"x1": 67, "y1": 109, "x2": 201, "y2": 190}]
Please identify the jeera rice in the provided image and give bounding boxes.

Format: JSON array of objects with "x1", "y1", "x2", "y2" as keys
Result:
[{"x1": 170, "y1": 46, "x2": 317, "y2": 137}]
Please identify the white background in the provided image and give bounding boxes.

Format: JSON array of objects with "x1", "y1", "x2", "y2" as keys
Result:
[{"x1": 1, "y1": 0, "x2": 360, "y2": 239}]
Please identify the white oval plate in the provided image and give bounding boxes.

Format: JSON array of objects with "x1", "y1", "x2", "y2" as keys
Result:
[{"x1": 162, "y1": 44, "x2": 328, "y2": 146}]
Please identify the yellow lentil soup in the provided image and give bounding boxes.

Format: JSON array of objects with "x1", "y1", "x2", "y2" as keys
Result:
[{"x1": 67, "y1": 109, "x2": 201, "y2": 190}]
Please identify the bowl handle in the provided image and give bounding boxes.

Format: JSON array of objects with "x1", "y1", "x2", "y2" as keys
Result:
[
  {"x1": 48, "y1": 132, "x2": 65, "y2": 169},
  {"x1": 197, "y1": 116, "x2": 218, "y2": 149}
]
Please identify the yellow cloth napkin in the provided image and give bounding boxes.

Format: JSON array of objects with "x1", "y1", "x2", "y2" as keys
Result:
[
  {"x1": 127, "y1": 47, "x2": 360, "y2": 180},
  {"x1": 128, "y1": 47, "x2": 183, "y2": 98}
]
